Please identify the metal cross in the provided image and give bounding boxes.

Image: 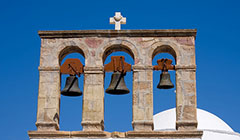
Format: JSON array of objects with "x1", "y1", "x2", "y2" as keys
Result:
[{"x1": 110, "y1": 12, "x2": 126, "y2": 30}]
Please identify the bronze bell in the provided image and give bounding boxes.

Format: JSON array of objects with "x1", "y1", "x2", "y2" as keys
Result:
[
  {"x1": 106, "y1": 71, "x2": 130, "y2": 95},
  {"x1": 61, "y1": 75, "x2": 82, "y2": 96},
  {"x1": 157, "y1": 71, "x2": 174, "y2": 89}
]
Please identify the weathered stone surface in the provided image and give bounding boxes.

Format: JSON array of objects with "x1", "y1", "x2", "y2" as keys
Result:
[
  {"x1": 176, "y1": 69, "x2": 197, "y2": 130},
  {"x1": 84, "y1": 38, "x2": 104, "y2": 48},
  {"x1": 82, "y1": 70, "x2": 104, "y2": 131},
  {"x1": 174, "y1": 37, "x2": 195, "y2": 46},
  {"x1": 36, "y1": 69, "x2": 60, "y2": 131},
  {"x1": 132, "y1": 67, "x2": 153, "y2": 131},
  {"x1": 34, "y1": 29, "x2": 198, "y2": 135}
]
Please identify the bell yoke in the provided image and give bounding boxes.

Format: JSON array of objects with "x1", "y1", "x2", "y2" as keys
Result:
[{"x1": 60, "y1": 56, "x2": 175, "y2": 96}]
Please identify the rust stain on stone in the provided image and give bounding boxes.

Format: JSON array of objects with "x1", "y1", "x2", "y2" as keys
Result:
[
  {"x1": 91, "y1": 50, "x2": 96, "y2": 56},
  {"x1": 174, "y1": 37, "x2": 194, "y2": 46},
  {"x1": 135, "y1": 58, "x2": 140, "y2": 64},
  {"x1": 131, "y1": 37, "x2": 142, "y2": 44},
  {"x1": 84, "y1": 38, "x2": 103, "y2": 48}
]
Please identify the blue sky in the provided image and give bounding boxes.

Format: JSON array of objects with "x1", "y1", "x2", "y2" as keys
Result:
[{"x1": 0, "y1": 0, "x2": 240, "y2": 139}]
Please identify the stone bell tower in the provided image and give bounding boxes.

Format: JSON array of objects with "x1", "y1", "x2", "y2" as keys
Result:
[{"x1": 28, "y1": 13, "x2": 203, "y2": 139}]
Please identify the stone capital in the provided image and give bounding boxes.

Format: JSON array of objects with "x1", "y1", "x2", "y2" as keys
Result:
[
  {"x1": 38, "y1": 66, "x2": 60, "y2": 71},
  {"x1": 132, "y1": 65, "x2": 153, "y2": 71},
  {"x1": 84, "y1": 66, "x2": 104, "y2": 74},
  {"x1": 175, "y1": 65, "x2": 196, "y2": 70}
]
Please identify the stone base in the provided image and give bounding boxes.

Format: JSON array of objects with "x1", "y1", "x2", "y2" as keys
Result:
[
  {"x1": 132, "y1": 121, "x2": 153, "y2": 131},
  {"x1": 81, "y1": 121, "x2": 104, "y2": 131},
  {"x1": 176, "y1": 121, "x2": 198, "y2": 131},
  {"x1": 28, "y1": 130, "x2": 203, "y2": 139},
  {"x1": 35, "y1": 122, "x2": 59, "y2": 131}
]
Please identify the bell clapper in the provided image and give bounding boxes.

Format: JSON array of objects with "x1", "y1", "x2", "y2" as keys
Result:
[
  {"x1": 68, "y1": 64, "x2": 81, "y2": 77},
  {"x1": 114, "y1": 58, "x2": 127, "y2": 91}
]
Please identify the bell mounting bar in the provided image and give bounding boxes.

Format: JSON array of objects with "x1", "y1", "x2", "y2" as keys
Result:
[
  {"x1": 153, "y1": 58, "x2": 175, "y2": 71},
  {"x1": 60, "y1": 58, "x2": 83, "y2": 77},
  {"x1": 104, "y1": 56, "x2": 131, "y2": 73}
]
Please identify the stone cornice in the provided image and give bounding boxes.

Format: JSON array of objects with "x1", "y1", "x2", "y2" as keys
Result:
[
  {"x1": 126, "y1": 131, "x2": 203, "y2": 138},
  {"x1": 38, "y1": 29, "x2": 197, "y2": 39},
  {"x1": 28, "y1": 130, "x2": 203, "y2": 139}
]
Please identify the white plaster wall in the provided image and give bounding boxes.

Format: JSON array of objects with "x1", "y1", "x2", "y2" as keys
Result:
[
  {"x1": 202, "y1": 131, "x2": 240, "y2": 140},
  {"x1": 154, "y1": 108, "x2": 234, "y2": 132}
]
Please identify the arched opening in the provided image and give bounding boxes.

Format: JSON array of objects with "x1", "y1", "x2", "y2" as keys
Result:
[
  {"x1": 59, "y1": 46, "x2": 85, "y2": 131},
  {"x1": 59, "y1": 46, "x2": 85, "y2": 65},
  {"x1": 103, "y1": 48, "x2": 134, "y2": 132},
  {"x1": 152, "y1": 46, "x2": 176, "y2": 117},
  {"x1": 152, "y1": 45, "x2": 176, "y2": 61},
  {"x1": 102, "y1": 44, "x2": 135, "y2": 64}
]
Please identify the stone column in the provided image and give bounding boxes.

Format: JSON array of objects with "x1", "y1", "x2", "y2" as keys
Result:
[
  {"x1": 175, "y1": 66, "x2": 197, "y2": 130},
  {"x1": 36, "y1": 67, "x2": 61, "y2": 131},
  {"x1": 132, "y1": 65, "x2": 153, "y2": 131},
  {"x1": 81, "y1": 66, "x2": 104, "y2": 131}
]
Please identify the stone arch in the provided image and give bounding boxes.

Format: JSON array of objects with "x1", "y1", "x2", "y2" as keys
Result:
[
  {"x1": 57, "y1": 43, "x2": 88, "y2": 131},
  {"x1": 100, "y1": 39, "x2": 137, "y2": 131},
  {"x1": 149, "y1": 41, "x2": 180, "y2": 64},
  {"x1": 58, "y1": 42, "x2": 89, "y2": 65},
  {"x1": 98, "y1": 39, "x2": 140, "y2": 64}
]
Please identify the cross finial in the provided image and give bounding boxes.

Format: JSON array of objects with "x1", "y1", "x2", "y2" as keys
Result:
[{"x1": 110, "y1": 12, "x2": 126, "y2": 30}]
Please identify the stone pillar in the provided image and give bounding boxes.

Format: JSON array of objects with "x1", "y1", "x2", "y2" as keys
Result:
[
  {"x1": 132, "y1": 65, "x2": 153, "y2": 131},
  {"x1": 81, "y1": 66, "x2": 104, "y2": 131},
  {"x1": 36, "y1": 67, "x2": 61, "y2": 131},
  {"x1": 175, "y1": 66, "x2": 197, "y2": 130}
]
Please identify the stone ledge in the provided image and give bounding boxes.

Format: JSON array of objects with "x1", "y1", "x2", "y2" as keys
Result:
[
  {"x1": 28, "y1": 131, "x2": 71, "y2": 139},
  {"x1": 38, "y1": 29, "x2": 197, "y2": 39},
  {"x1": 126, "y1": 131, "x2": 203, "y2": 138},
  {"x1": 28, "y1": 130, "x2": 203, "y2": 139},
  {"x1": 38, "y1": 66, "x2": 60, "y2": 71},
  {"x1": 84, "y1": 66, "x2": 104, "y2": 72},
  {"x1": 71, "y1": 131, "x2": 110, "y2": 138},
  {"x1": 175, "y1": 65, "x2": 196, "y2": 70},
  {"x1": 28, "y1": 131, "x2": 110, "y2": 139},
  {"x1": 132, "y1": 65, "x2": 153, "y2": 71}
]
